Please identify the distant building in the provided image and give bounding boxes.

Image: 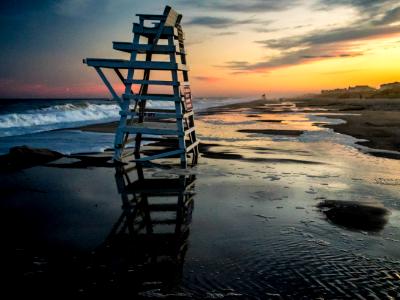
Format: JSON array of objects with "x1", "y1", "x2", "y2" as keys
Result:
[
  {"x1": 380, "y1": 82, "x2": 400, "y2": 90},
  {"x1": 321, "y1": 88, "x2": 347, "y2": 95},
  {"x1": 320, "y1": 82, "x2": 400, "y2": 98},
  {"x1": 347, "y1": 85, "x2": 376, "y2": 93},
  {"x1": 321, "y1": 85, "x2": 376, "y2": 98}
]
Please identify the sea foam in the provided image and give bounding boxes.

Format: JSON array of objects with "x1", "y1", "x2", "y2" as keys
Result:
[
  {"x1": 0, "y1": 97, "x2": 256, "y2": 138},
  {"x1": 0, "y1": 103, "x2": 120, "y2": 137}
]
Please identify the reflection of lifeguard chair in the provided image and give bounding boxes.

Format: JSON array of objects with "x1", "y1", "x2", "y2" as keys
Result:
[
  {"x1": 84, "y1": 6, "x2": 199, "y2": 168},
  {"x1": 106, "y1": 165, "x2": 195, "y2": 284},
  {"x1": 112, "y1": 164, "x2": 195, "y2": 240},
  {"x1": 88, "y1": 165, "x2": 195, "y2": 293}
]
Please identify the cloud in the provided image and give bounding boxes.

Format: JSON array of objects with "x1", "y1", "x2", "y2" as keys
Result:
[
  {"x1": 186, "y1": 16, "x2": 249, "y2": 29},
  {"x1": 218, "y1": 61, "x2": 252, "y2": 70},
  {"x1": 185, "y1": 16, "x2": 271, "y2": 29},
  {"x1": 180, "y1": 0, "x2": 299, "y2": 12},
  {"x1": 256, "y1": 24, "x2": 400, "y2": 50},
  {"x1": 316, "y1": 0, "x2": 394, "y2": 15},
  {"x1": 219, "y1": 2, "x2": 400, "y2": 73},
  {"x1": 193, "y1": 76, "x2": 220, "y2": 82},
  {"x1": 219, "y1": 45, "x2": 363, "y2": 72},
  {"x1": 373, "y1": 5, "x2": 400, "y2": 25},
  {"x1": 216, "y1": 31, "x2": 238, "y2": 36}
]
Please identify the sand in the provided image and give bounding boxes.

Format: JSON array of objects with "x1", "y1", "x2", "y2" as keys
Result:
[
  {"x1": 294, "y1": 97, "x2": 400, "y2": 153},
  {"x1": 79, "y1": 97, "x2": 400, "y2": 157},
  {"x1": 1, "y1": 98, "x2": 400, "y2": 298}
]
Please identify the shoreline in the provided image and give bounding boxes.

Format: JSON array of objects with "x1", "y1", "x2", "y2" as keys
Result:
[
  {"x1": 78, "y1": 99, "x2": 276, "y2": 133},
  {"x1": 292, "y1": 97, "x2": 400, "y2": 155},
  {"x1": 1, "y1": 97, "x2": 399, "y2": 161},
  {"x1": 78, "y1": 97, "x2": 400, "y2": 160}
]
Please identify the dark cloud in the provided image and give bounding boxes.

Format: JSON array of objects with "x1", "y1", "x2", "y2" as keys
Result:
[
  {"x1": 211, "y1": 0, "x2": 400, "y2": 74},
  {"x1": 256, "y1": 24, "x2": 400, "y2": 50},
  {"x1": 219, "y1": 45, "x2": 363, "y2": 72},
  {"x1": 185, "y1": 16, "x2": 256, "y2": 29},
  {"x1": 301, "y1": 53, "x2": 360, "y2": 59},
  {"x1": 301, "y1": 55, "x2": 335, "y2": 59},
  {"x1": 185, "y1": 16, "x2": 271, "y2": 29},
  {"x1": 219, "y1": 61, "x2": 252, "y2": 70},
  {"x1": 193, "y1": 76, "x2": 220, "y2": 82},
  {"x1": 180, "y1": 0, "x2": 299, "y2": 12},
  {"x1": 230, "y1": 71, "x2": 253, "y2": 75},
  {"x1": 233, "y1": 1, "x2": 400, "y2": 73},
  {"x1": 373, "y1": 5, "x2": 400, "y2": 25},
  {"x1": 253, "y1": 24, "x2": 312, "y2": 33},
  {"x1": 316, "y1": 0, "x2": 394, "y2": 14},
  {"x1": 216, "y1": 31, "x2": 238, "y2": 36},
  {"x1": 254, "y1": 28, "x2": 282, "y2": 33}
]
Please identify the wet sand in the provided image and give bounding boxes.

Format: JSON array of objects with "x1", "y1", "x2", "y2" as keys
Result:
[
  {"x1": 1, "y1": 100, "x2": 400, "y2": 298},
  {"x1": 81, "y1": 97, "x2": 400, "y2": 158},
  {"x1": 294, "y1": 97, "x2": 400, "y2": 154}
]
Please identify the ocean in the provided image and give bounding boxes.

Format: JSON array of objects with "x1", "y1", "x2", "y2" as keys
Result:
[{"x1": 0, "y1": 97, "x2": 257, "y2": 155}]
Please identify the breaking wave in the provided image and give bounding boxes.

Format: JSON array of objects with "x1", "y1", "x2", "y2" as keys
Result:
[
  {"x1": 0, "y1": 97, "x2": 257, "y2": 137},
  {"x1": 0, "y1": 103, "x2": 120, "y2": 137}
]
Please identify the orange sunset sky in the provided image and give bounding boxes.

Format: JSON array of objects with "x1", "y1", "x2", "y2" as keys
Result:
[{"x1": 1, "y1": 0, "x2": 400, "y2": 98}]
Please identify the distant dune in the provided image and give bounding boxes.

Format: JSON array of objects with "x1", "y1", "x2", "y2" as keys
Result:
[
  {"x1": 318, "y1": 82, "x2": 400, "y2": 99},
  {"x1": 293, "y1": 97, "x2": 400, "y2": 156}
]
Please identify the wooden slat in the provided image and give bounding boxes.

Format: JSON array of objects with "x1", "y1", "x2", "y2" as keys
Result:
[
  {"x1": 132, "y1": 23, "x2": 178, "y2": 38},
  {"x1": 133, "y1": 149, "x2": 184, "y2": 162},
  {"x1": 184, "y1": 126, "x2": 196, "y2": 136},
  {"x1": 148, "y1": 204, "x2": 178, "y2": 211},
  {"x1": 123, "y1": 127, "x2": 178, "y2": 135},
  {"x1": 122, "y1": 93, "x2": 181, "y2": 101},
  {"x1": 136, "y1": 14, "x2": 165, "y2": 20},
  {"x1": 164, "y1": 6, "x2": 181, "y2": 27},
  {"x1": 182, "y1": 111, "x2": 194, "y2": 118},
  {"x1": 125, "y1": 79, "x2": 179, "y2": 86},
  {"x1": 113, "y1": 42, "x2": 182, "y2": 54},
  {"x1": 94, "y1": 67, "x2": 122, "y2": 104},
  {"x1": 121, "y1": 122, "x2": 178, "y2": 135},
  {"x1": 121, "y1": 108, "x2": 184, "y2": 115},
  {"x1": 141, "y1": 136, "x2": 178, "y2": 141},
  {"x1": 144, "y1": 108, "x2": 177, "y2": 113},
  {"x1": 152, "y1": 219, "x2": 176, "y2": 225},
  {"x1": 84, "y1": 59, "x2": 188, "y2": 71},
  {"x1": 119, "y1": 111, "x2": 183, "y2": 119},
  {"x1": 186, "y1": 140, "x2": 199, "y2": 153}
]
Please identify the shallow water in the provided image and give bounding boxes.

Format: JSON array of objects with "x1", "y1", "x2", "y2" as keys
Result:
[
  {"x1": 1, "y1": 102, "x2": 399, "y2": 298},
  {"x1": 0, "y1": 97, "x2": 258, "y2": 154}
]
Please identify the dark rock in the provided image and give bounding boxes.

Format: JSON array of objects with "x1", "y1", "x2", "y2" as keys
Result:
[
  {"x1": 1, "y1": 146, "x2": 64, "y2": 171},
  {"x1": 317, "y1": 200, "x2": 389, "y2": 232}
]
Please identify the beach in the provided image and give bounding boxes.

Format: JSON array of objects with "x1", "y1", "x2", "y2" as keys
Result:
[
  {"x1": 1, "y1": 98, "x2": 400, "y2": 298},
  {"x1": 294, "y1": 97, "x2": 400, "y2": 156}
]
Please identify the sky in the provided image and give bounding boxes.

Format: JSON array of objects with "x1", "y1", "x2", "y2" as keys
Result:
[{"x1": 0, "y1": 0, "x2": 400, "y2": 98}]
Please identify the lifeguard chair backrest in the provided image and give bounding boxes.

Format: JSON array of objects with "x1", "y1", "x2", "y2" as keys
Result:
[
  {"x1": 145, "y1": 6, "x2": 182, "y2": 48},
  {"x1": 163, "y1": 6, "x2": 182, "y2": 27}
]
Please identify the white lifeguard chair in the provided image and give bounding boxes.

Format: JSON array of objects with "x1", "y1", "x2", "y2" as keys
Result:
[{"x1": 84, "y1": 6, "x2": 199, "y2": 168}]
